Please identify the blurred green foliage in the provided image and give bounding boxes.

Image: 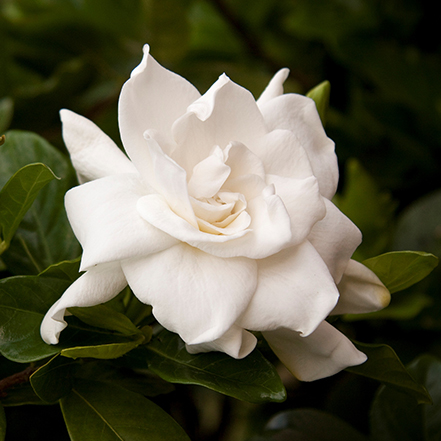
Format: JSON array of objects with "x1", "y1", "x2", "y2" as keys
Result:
[{"x1": 1, "y1": 1, "x2": 441, "y2": 440}]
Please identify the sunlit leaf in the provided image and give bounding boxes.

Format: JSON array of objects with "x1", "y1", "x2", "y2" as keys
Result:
[
  {"x1": 347, "y1": 342, "x2": 431, "y2": 404},
  {"x1": 0, "y1": 163, "x2": 58, "y2": 255},
  {"x1": 363, "y1": 251, "x2": 438, "y2": 294},
  {"x1": 307, "y1": 80, "x2": 330, "y2": 126},
  {"x1": 30, "y1": 355, "x2": 78, "y2": 403},
  {"x1": 60, "y1": 379, "x2": 190, "y2": 441},
  {"x1": 139, "y1": 329, "x2": 286, "y2": 403},
  {"x1": 370, "y1": 355, "x2": 441, "y2": 441},
  {"x1": 61, "y1": 334, "x2": 145, "y2": 360}
]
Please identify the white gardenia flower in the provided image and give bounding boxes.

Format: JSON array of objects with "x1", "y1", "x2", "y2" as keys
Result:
[{"x1": 40, "y1": 45, "x2": 390, "y2": 381}]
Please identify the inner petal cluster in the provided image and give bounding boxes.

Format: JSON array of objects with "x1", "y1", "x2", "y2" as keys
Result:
[{"x1": 188, "y1": 145, "x2": 252, "y2": 236}]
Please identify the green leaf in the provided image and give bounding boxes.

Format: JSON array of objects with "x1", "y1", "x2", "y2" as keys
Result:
[
  {"x1": 363, "y1": 251, "x2": 438, "y2": 294},
  {"x1": 30, "y1": 355, "x2": 78, "y2": 403},
  {"x1": 0, "y1": 131, "x2": 80, "y2": 274},
  {"x1": 306, "y1": 80, "x2": 330, "y2": 126},
  {"x1": 346, "y1": 342, "x2": 431, "y2": 404},
  {"x1": 0, "y1": 163, "x2": 58, "y2": 255},
  {"x1": 254, "y1": 409, "x2": 368, "y2": 441},
  {"x1": 60, "y1": 379, "x2": 190, "y2": 441},
  {"x1": 0, "y1": 97, "x2": 13, "y2": 134},
  {"x1": 61, "y1": 334, "x2": 145, "y2": 360},
  {"x1": 68, "y1": 304, "x2": 142, "y2": 337},
  {"x1": 370, "y1": 355, "x2": 441, "y2": 441},
  {"x1": 139, "y1": 329, "x2": 286, "y2": 403},
  {"x1": 0, "y1": 403, "x2": 5, "y2": 441}
]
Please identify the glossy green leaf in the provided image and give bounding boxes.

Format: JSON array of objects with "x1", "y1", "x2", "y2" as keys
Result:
[
  {"x1": 0, "y1": 403, "x2": 5, "y2": 441},
  {"x1": 0, "y1": 382, "x2": 46, "y2": 407},
  {"x1": 370, "y1": 355, "x2": 441, "y2": 441},
  {"x1": 142, "y1": 330, "x2": 286, "y2": 403},
  {"x1": 253, "y1": 409, "x2": 367, "y2": 441},
  {"x1": 60, "y1": 379, "x2": 190, "y2": 441},
  {"x1": 0, "y1": 163, "x2": 58, "y2": 255},
  {"x1": 61, "y1": 334, "x2": 145, "y2": 360},
  {"x1": 306, "y1": 80, "x2": 330, "y2": 126},
  {"x1": 0, "y1": 131, "x2": 80, "y2": 274},
  {"x1": 346, "y1": 342, "x2": 431, "y2": 404},
  {"x1": 30, "y1": 355, "x2": 78, "y2": 403},
  {"x1": 0, "y1": 97, "x2": 13, "y2": 134},
  {"x1": 363, "y1": 251, "x2": 438, "y2": 294},
  {"x1": 68, "y1": 304, "x2": 141, "y2": 337}
]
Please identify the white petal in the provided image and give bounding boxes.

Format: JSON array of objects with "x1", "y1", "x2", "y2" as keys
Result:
[
  {"x1": 332, "y1": 260, "x2": 391, "y2": 315},
  {"x1": 171, "y1": 74, "x2": 267, "y2": 175},
  {"x1": 188, "y1": 147, "x2": 231, "y2": 199},
  {"x1": 238, "y1": 241, "x2": 339, "y2": 336},
  {"x1": 121, "y1": 244, "x2": 258, "y2": 345},
  {"x1": 186, "y1": 325, "x2": 257, "y2": 359},
  {"x1": 308, "y1": 199, "x2": 362, "y2": 284},
  {"x1": 251, "y1": 129, "x2": 313, "y2": 179},
  {"x1": 266, "y1": 174, "x2": 326, "y2": 246},
  {"x1": 136, "y1": 185, "x2": 292, "y2": 259},
  {"x1": 257, "y1": 68, "x2": 290, "y2": 107},
  {"x1": 224, "y1": 141, "x2": 266, "y2": 180},
  {"x1": 40, "y1": 262, "x2": 127, "y2": 344},
  {"x1": 263, "y1": 322, "x2": 367, "y2": 381},
  {"x1": 65, "y1": 174, "x2": 178, "y2": 270},
  {"x1": 119, "y1": 44, "x2": 201, "y2": 161},
  {"x1": 260, "y1": 94, "x2": 338, "y2": 199},
  {"x1": 60, "y1": 109, "x2": 137, "y2": 183}
]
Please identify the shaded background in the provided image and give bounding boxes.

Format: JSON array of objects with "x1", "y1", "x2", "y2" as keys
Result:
[{"x1": 1, "y1": 0, "x2": 441, "y2": 440}]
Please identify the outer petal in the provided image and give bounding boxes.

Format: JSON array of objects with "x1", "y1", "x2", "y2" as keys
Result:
[
  {"x1": 238, "y1": 241, "x2": 339, "y2": 336},
  {"x1": 263, "y1": 322, "x2": 367, "y2": 381},
  {"x1": 136, "y1": 186, "x2": 292, "y2": 259},
  {"x1": 119, "y1": 44, "x2": 201, "y2": 160},
  {"x1": 186, "y1": 325, "x2": 257, "y2": 359},
  {"x1": 171, "y1": 74, "x2": 267, "y2": 175},
  {"x1": 266, "y1": 175, "x2": 326, "y2": 247},
  {"x1": 332, "y1": 259, "x2": 390, "y2": 315},
  {"x1": 40, "y1": 262, "x2": 127, "y2": 344},
  {"x1": 121, "y1": 243, "x2": 258, "y2": 345},
  {"x1": 260, "y1": 94, "x2": 338, "y2": 199},
  {"x1": 65, "y1": 174, "x2": 178, "y2": 270},
  {"x1": 60, "y1": 109, "x2": 137, "y2": 183},
  {"x1": 308, "y1": 199, "x2": 362, "y2": 284},
  {"x1": 257, "y1": 68, "x2": 290, "y2": 107}
]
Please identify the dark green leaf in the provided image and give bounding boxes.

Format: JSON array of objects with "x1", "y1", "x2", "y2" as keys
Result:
[
  {"x1": 60, "y1": 379, "x2": 190, "y2": 441},
  {"x1": 0, "y1": 163, "x2": 58, "y2": 255},
  {"x1": 0, "y1": 382, "x2": 46, "y2": 407},
  {"x1": 61, "y1": 334, "x2": 145, "y2": 360},
  {"x1": 370, "y1": 355, "x2": 441, "y2": 441},
  {"x1": 0, "y1": 97, "x2": 13, "y2": 134},
  {"x1": 306, "y1": 80, "x2": 330, "y2": 126},
  {"x1": 68, "y1": 304, "x2": 141, "y2": 336},
  {"x1": 30, "y1": 355, "x2": 77, "y2": 403},
  {"x1": 347, "y1": 342, "x2": 431, "y2": 404},
  {"x1": 363, "y1": 251, "x2": 438, "y2": 294},
  {"x1": 141, "y1": 330, "x2": 286, "y2": 403},
  {"x1": 252, "y1": 409, "x2": 367, "y2": 441},
  {"x1": 0, "y1": 131, "x2": 80, "y2": 274}
]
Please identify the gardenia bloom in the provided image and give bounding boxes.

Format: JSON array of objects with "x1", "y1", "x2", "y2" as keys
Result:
[{"x1": 40, "y1": 45, "x2": 390, "y2": 381}]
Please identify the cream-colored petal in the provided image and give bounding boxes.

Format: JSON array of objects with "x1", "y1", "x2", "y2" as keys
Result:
[
  {"x1": 60, "y1": 109, "x2": 136, "y2": 183},
  {"x1": 121, "y1": 244, "x2": 257, "y2": 345},
  {"x1": 332, "y1": 259, "x2": 391, "y2": 315},
  {"x1": 40, "y1": 262, "x2": 127, "y2": 344},
  {"x1": 257, "y1": 68, "x2": 290, "y2": 107},
  {"x1": 263, "y1": 322, "x2": 367, "y2": 381},
  {"x1": 238, "y1": 241, "x2": 339, "y2": 336}
]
